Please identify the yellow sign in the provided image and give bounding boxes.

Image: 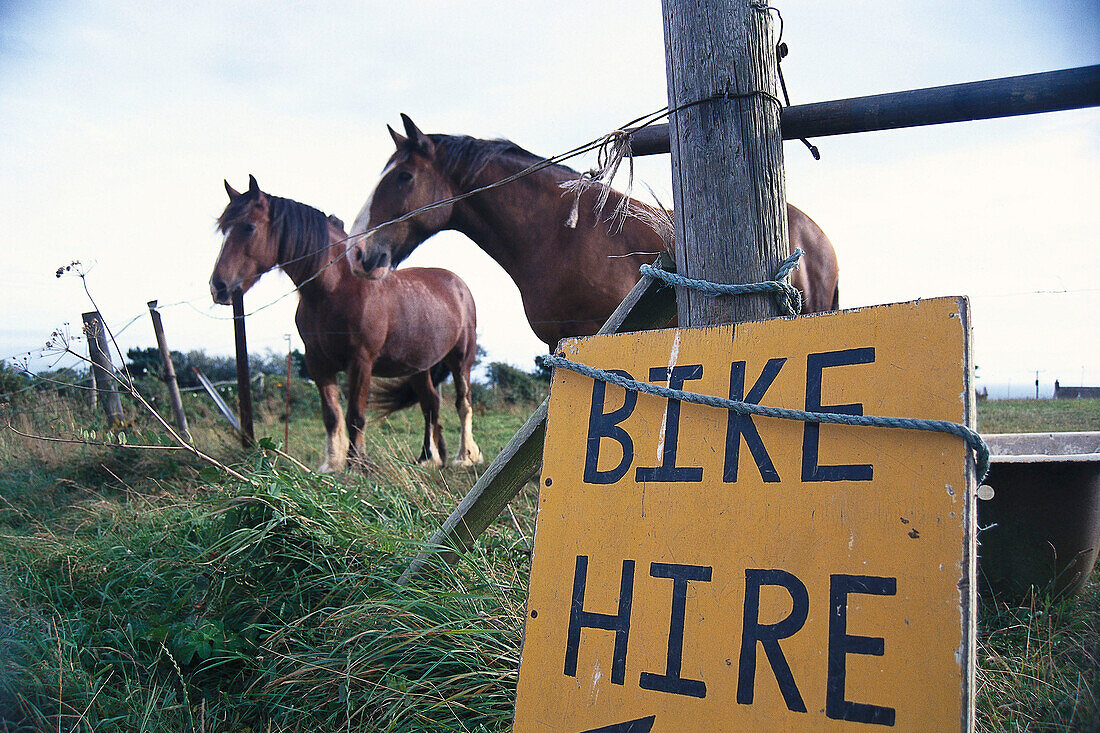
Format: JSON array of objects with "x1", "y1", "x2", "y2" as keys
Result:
[{"x1": 514, "y1": 297, "x2": 976, "y2": 733}]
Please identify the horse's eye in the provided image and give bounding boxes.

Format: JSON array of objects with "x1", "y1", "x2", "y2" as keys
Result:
[
  {"x1": 396, "y1": 170, "x2": 413, "y2": 183},
  {"x1": 241, "y1": 224, "x2": 256, "y2": 235}
]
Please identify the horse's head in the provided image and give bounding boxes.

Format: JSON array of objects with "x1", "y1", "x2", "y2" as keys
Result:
[
  {"x1": 210, "y1": 175, "x2": 276, "y2": 304},
  {"x1": 346, "y1": 114, "x2": 455, "y2": 279}
]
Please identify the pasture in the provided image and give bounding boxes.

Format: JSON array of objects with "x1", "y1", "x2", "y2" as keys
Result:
[{"x1": 0, "y1": 374, "x2": 1096, "y2": 731}]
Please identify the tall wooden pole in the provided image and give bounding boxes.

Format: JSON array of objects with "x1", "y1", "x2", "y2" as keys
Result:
[
  {"x1": 81, "y1": 311, "x2": 124, "y2": 425},
  {"x1": 147, "y1": 300, "x2": 191, "y2": 441},
  {"x1": 662, "y1": 0, "x2": 789, "y2": 325},
  {"x1": 231, "y1": 291, "x2": 255, "y2": 447}
]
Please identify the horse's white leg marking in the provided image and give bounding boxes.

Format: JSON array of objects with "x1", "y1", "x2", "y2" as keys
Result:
[
  {"x1": 453, "y1": 377, "x2": 483, "y2": 467},
  {"x1": 320, "y1": 423, "x2": 349, "y2": 473},
  {"x1": 317, "y1": 386, "x2": 348, "y2": 474},
  {"x1": 418, "y1": 425, "x2": 444, "y2": 467}
]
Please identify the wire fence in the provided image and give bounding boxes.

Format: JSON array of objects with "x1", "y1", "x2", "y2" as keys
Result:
[{"x1": 2, "y1": 86, "x2": 1097, "y2": 415}]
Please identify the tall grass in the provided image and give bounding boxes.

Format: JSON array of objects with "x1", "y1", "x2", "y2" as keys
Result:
[
  {"x1": 978, "y1": 585, "x2": 1099, "y2": 731},
  {"x1": 0, "y1": 378, "x2": 532, "y2": 731}
]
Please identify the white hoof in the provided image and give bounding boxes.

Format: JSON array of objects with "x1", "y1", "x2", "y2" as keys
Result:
[{"x1": 453, "y1": 450, "x2": 483, "y2": 468}]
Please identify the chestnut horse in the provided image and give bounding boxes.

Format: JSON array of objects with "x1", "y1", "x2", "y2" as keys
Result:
[
  {"x1": 210, "y1": 175, "x2": 482, "y2": 472},
  {"x1": 345, "y1": 115, "x2": 839, "y2": 348}
]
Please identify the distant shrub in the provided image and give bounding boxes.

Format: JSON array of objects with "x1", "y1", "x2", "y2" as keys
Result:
[
  {"x1": 482, "y1": 360, "x2": 548, "y2": 405},
  {"x1": 124, "y1": 348, "x2": 303, "y2": 390},
  {"x1": 30, "y1": 366, "x2": 89, "y2": 400},
  {"x1": 0, "y1": 360, "x2": 31, "y2": 400}
]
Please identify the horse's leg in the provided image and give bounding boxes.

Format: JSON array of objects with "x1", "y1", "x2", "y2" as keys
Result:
[
  {"x1": 410, "y1": 371, "x2": 445, "y2": 467},
  {"x1": 451, "y1": 357, "x2": 482, "y2": 467},
  {"x1": 346, "y1": 358, "x2": 372, "y2": 468},
  {"x1": 315, "y1": 378, "x2": 348, "y2": 473}
]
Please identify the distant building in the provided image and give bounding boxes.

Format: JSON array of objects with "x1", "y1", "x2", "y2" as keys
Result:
[{"x1": 1053, "y1": 380, "x2": 1100, "y2": 399}]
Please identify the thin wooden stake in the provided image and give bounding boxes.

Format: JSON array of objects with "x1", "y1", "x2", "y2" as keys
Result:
[
  {"x1": 147, "y1": 300, "x2": 191, "y2": 441},
  {"x1": 81, "y1": 311, "x2": 124, "y2": 425},
  {"x1": 284, "y1": 334, "x2": 292, "y2": 450},
  {"x1": 231, "y1": 291, "x2": 255, "y2": 447}
]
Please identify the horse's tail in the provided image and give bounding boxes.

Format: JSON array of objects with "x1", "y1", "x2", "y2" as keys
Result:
[
  {"x1": 370, "y1": 361, "x2": 453, "y2": 417},
  {"x1": 831, "y1": 284, "x2": 840, "y2": 311}
]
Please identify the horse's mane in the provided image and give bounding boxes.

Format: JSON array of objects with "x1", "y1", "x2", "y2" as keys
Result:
[
  {"x1": 218, "y1": 192, "x2": 337, "y2": 277},
  {"x1": 428, "y1": 134, "x2": 579, "y2": 189}
]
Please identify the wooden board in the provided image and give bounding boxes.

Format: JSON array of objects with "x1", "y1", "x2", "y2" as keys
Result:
[{"x1": 514, "y1": 297, "x2": 976, "y2": 732}]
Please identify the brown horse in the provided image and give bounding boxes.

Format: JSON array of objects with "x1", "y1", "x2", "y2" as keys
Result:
[
  {"x1": 210, "y1": 175, "x2": 482, "y2": 472},
  {"x1": 345, "y1": 115, "x2": 839, "y2": 348}
]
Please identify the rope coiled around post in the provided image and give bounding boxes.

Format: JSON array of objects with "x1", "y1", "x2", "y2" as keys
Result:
[
  {"x1": 640, "y1": 249, "x2": 804, "y2": 316},
  {"x1": 538, "y1": 353, "x2": 990, "y2": 481}
]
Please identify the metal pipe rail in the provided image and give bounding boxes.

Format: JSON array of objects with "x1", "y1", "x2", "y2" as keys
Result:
[{"x1": 629, "y1": 65, "x2": 1100, "y2": 156}]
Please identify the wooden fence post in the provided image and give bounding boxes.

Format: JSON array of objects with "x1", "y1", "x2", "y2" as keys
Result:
[
  {"x1": 81, "y1": 311, "x2": 124, "y2": 425},
  {"x1": 231, "y1": 291, "x2": 255, "y2": 447},
  {"x1": 147, "y1": 300, "x2": 191, "y2": 441},
  {"x1": 661, "y1": 0, "x2": 789, "y2": 325},
  {"x1": 86, "y1": 358, "x2": 97, "y2": 409}
]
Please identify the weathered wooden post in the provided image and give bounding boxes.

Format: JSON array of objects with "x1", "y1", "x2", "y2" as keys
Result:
[
  {"x1": 231, "y1": 291, "x2": 255, "y2": 447},
  {"x1": 662, "y1": 0, "x2": 789, "y2": 325},
  {"x1": 81, "y1": 311, "x2": 124, "y2": 425},
  {"x1": 86, "y1": 359, "x2": 97, "y2": 409},
  {"x1": 147, "y1": 300, "x2": 191, "y2": 441}
]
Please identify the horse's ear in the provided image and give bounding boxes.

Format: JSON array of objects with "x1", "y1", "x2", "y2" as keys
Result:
[
  {"x1": 400, "y1": 113, "x2": 434, "y2": 156},
  {"x1": 248, "y1": 174, "x2": 260, "y2": 195},
  {"x1": 224, "y1": 179, "x2": 241, "y2": 200},
  {"x1": 388, "y1": 124, "x2": 407, "y2": 149}
]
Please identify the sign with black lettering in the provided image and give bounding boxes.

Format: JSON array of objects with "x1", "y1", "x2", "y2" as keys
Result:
[{"x1": 513, "y1": 298, "x2": 976, "y2": 732}]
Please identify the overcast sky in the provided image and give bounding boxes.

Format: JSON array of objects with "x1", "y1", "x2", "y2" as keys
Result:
[{"x1": 1, "y1": 1, "x2": 1097, "y2": 397}]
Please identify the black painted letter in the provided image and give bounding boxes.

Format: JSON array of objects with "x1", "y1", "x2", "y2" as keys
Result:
[
  {"x1": 724, "y1": 358, "x2": 786, "y2": 483},
  {"x1": 564, "y1": 556, "x2": 635, "y2": 685},
  {"x1": 827, "y1": 574, "x2": 897, "y2": 726},
  {"x1": 636, "y1": 365, "x2": 704, "y2": 482},
  {"x1": 639, "y1": 562, "x2": 713, "y2": 698},
  {"x1": 737, "y1": 569, "x2": 809, "y2": 713},
  {"x1": 802, "y1": 348, "x2": 875, "y2": 482},
  {"x1": 584, "y1": 370, "x2": 638, "y2": 484}
]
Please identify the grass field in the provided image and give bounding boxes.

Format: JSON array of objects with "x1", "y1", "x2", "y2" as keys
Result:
[
  {"x1": 0, "y1": 382, "x2": 1096, "y2": 731},
  {"x1": 978, "y1": 398, "x2": 1100, "y2": 435}
]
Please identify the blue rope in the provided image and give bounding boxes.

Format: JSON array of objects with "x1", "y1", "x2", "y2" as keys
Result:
[
  {"x1": 640, "y1": 249, "x2": 805, "y2": 316},
  {"x1": 538, "y1": 354, "x2": 990, "y2": 481}
]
